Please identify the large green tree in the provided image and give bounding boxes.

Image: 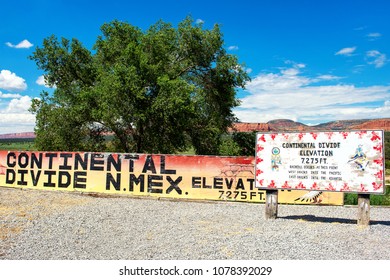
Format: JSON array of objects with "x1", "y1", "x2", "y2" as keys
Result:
[{"x1": 30, "y1": 17, "x2": 250, "y2": 154}]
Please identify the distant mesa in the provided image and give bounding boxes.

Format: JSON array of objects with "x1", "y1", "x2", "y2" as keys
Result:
[
  {"x1": 228, "y1": 122, "x2": 270, "y2": 132},
  {"x1": 0, "y1": 132, "x2": 36, "y2": 139}
]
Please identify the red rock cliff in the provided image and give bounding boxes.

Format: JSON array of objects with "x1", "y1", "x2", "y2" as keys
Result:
[{"x1": 351, "y1": 119, "x2": 390, "y2": 131}]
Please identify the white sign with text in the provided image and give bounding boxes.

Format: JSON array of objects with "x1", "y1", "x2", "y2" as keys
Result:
[{"x1": 255, "y1": 130, "x2": 385, "y2": 194}]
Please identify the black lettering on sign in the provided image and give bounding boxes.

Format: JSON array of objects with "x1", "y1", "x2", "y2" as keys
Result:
[
  {"x1": 129, "y1": 174, "x2": 145, "y2": 192},
  {"x1": 106, "y1": 173, "x2": 120, "y2": 191},
  {"x1": 247, "y1": 178, "x2": 255, "y2": 190},
  {"x1": 45, "y1": 153, "x2": 57, "y2": 169},
  {"x1": 166, "y1": 176, "x2": 182, "y2": 194},
  {"x1": 59, "y1": 153, "x2": 73, "y2": 170},
  {"x1": 43, "y1": 170, "x2": 56, "y2": 187},
  {"x1": 18, "y1": 153, "x2": 29, "y2": 168},
  {"x1": 58, "y1": 171, "x2": 71, "y2": 188},
  {"x1": 124, "y1": 154, "x2": 139, "y2": 172},
  {"x1": 148, "y1": 175, "x2": 162, "y2": 193},
  {"x1": 74, "y1": 172, "x2": 87, "y2": 189},
  {"x1": 142, "y1": 155, "x2": 157, "y2": 174},
  {"x1": 214, "y1": 177, "x2": 223, "y2": 189},
  {"x1": 192, "y1": 177, "x2": 201, "y2": 188},
  {"x1": 31, "y1": 153, "x2": 43, "y2": 169},
  {"x1": 6, "y1": 169, "x2": 15, "y2": 184},
  {"x1": 17, "y1": 169, "x2": 28, "y2": 186},
  {"x1": 31, "y1": 170, "x2": 41, "y2": 186},
  {"x1": 7, "y1": 152, "x2": 16, "y2": 167},
  {"x1": 202, "y1": 177, "x2": 212, "y2": 188},
  {"x1": 160, "y1": 156, "x2": 176, "y2": 174},
  {"x1": 107, "y1": 154, "x2": 121, "y2": 172},
  {"x1": 75, "y1": 153, "x2": 88, "y2": 170},
  {"x1": 225, "y1": 178, "x2": 234, "y2": 189},
  {"x1": 91, "y1": 154, "x2": 104, "y2": 171},
  {"x1": 236, "y1": 178, "x2": 245, "y2": 190}
]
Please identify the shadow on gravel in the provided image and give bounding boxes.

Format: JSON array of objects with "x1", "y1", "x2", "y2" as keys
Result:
[{"x1": 280, "y1": 215, "x2": 390, "y2": 226}]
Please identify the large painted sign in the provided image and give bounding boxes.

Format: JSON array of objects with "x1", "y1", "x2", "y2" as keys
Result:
[
  {"x1": 255, "y1": 130, "x2": 385, "y2": 194},
  {"x1": 0, "y1": 151, "x2": 343, "y2": 204},
  {"x1": 0, "y1": 151, "x2": 258, "y2": 201}
]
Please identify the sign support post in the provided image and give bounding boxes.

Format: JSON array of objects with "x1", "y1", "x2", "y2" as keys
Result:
[
  {"x1": 265, "y1": 190, "x2": 278, "y2": 219},
  {"x1": 357, "y1": 194, "x2": 370, "y2": 227}
]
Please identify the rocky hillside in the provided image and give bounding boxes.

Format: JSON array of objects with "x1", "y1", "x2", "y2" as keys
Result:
[
  {"x1": 312, "y1": 119, "x2": 370, "y2": 131},
  {"x1": 231, "y1": 118, "x2": 390, "y2": 132},
  {"x1": 267, "y1": 119, "x2": 308, "y2": 131},
  {"x1": 350, "y1": 119, "x2": 390, "y2": 131}
]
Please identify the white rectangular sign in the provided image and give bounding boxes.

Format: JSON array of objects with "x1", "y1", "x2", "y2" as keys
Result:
[{"x1": 255, "y1": 130, "x2": 385, "y2": 194}]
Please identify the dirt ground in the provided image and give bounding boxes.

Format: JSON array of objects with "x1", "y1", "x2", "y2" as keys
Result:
[{"x1": 0, "y1": 187, "x2": 94, "y2": 256}]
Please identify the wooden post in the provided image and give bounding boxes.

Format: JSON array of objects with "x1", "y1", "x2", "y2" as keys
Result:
[
  {"x1": 265, "y1": 190, "x2": 278, "y2": 219},
  {"x1": 357, "y1": 194, "x2": 370, "y2": 227}
]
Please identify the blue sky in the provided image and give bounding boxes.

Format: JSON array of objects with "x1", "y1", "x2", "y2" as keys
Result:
[{"x1": 1, "y1": 0, "x2": 389, "y2": 133}]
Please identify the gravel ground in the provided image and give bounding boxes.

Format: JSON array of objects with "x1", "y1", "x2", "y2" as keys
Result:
[{"x1": 1, "y1": 187, "x2": 389, "y2": 260}]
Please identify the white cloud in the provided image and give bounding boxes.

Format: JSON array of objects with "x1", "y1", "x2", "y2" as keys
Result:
[
  {"x1": 6, "y1": 95, "x2": 33, "y2": 113},
  {"x1": 314, "y1": 74, "x2": 342, "y2": 81},
  {"x1": 0, "y1": 95, "x2": 35, "y2": 133},
  {"x1": 0, "y1": 91, "x2": 22, "y2": 99},
  {"x1": 0, "y1": 70, "x2": 27, "y2": 91},
  {"x1": 36, "y1": 75, "x2": 56, "y2": 89},
  {"x1": 367, "y1": 32, "x2": 382, "y2": 40},
  {"x1": 195, "y1": 19, "x2": 204, "y2": 24},
  {"x1": 335, "y1": 47, "x2": 357, "y2": 56},
  {"x1": 352, "y1": 64, "x2": 366, "y2": 74},
  {"x1": 5, "y1": 39, "x2": 33, "y2": 49},
  {"x1": 234, "y1": 64, "x2": 390, "y2": 124},
  {"x1": 248, "y1": 64, "x2": 310, "y2": 91},
  {"x1": 245, "y1": 67, "x2": 253, "y2": 74},
  {"x1": 36, "y1": 75, "x2": 45, "y2": 86},
  {"x1": 36, "y1": 75, "x2": 53, "y2": 88},
  {"x1": 228, "y1": 46, "x2": 239, "y2": 51},
  {"x1": 366, "y1": 50, "x2": 387, "y2": 68},
  {"x1": 285, "y1": 60, "x2": 305, "y2": 69}
]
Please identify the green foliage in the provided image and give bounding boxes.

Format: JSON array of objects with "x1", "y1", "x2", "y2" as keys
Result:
[
  {"x1": 218, "y1": 131, "x2": 257, "y2": 156},
  {"x1": 29, "y1": 17, "x2": 250, "y2": 154},
  {"x1": 0, "y1": 139, "x2": 35, "y2": 151},
  {"x1": 30, "y1": 93, "x2": 76, "y2": 151},
  {"x1": 344, "y1": 186, "x2": 390, "y2": 206},
  {"x1": 219, "y1": 135, "x2": 241, "y2": 156},
  {"x1": 384, "y1": 132, "x2": 390, "y2": 166},
  {"x1": 232, "y1": 131, "x2": 257, "y2": 156}
]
